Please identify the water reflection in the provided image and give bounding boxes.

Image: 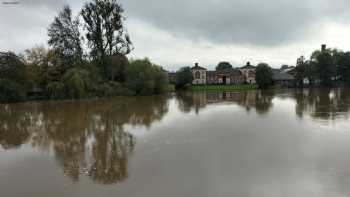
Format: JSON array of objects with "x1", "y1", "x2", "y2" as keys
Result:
[
  {"x1": 0, "y1": 96, "x2": 169, "y2": 184},
  {"x1": 0, "y1": 104, "x2": 36, "y2": 149},
  {"x1": 291, "y1": 88, "x2": 350, "y2": 120},
  {"x1": 177, "y1": 89, "x2": 350, "y2": 120},
  {"x1": 1, "y1": 89, "x2": 350, "y2": 188},
  {"x1": 176, "y1": 91, "x2": 275, "y2": 115}
]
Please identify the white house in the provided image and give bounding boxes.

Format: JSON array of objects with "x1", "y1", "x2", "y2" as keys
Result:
[{"x1": 191, "y1": 63, "x2": 207, "y2": 85}]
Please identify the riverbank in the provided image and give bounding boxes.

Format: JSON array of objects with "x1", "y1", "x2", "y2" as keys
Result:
[{"x1": 190, "y1": 84, "x2": 257, "y2": 91}]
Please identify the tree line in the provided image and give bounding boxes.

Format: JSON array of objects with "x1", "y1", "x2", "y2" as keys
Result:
[
  {"x1": 0, "y1": 0, "x2": 169, "y2": 103},
  {"x1": 174, "y1": 45, "x2": 350, "y2": 90},
  {"x1": 294, "y1": 46, "x2": 350, "y2": 87},
  {"x1": 254, "y1": 46, "x2": 350, "y2": 89},
  {"x1": 253, "y1": 45, "x2": 350, "y2": 89}
]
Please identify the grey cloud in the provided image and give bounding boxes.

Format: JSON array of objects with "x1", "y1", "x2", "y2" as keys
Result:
[
  {"x1": 0, "y1": 0, "x2": 83, "y2": 52},
  {"x1": 1, "y1": 0, "x2": 350, "y2": 54},
  {"x1": 1, "y1": 0, "x2": 83, "y2": 10},
  {"x1": 7, "y1": 0, "x2": 66, "y2": 10},
  {"x1": 22, "y1": 0, "x2": 65, "y2": 6},
  {"x1": 121, "y1": 0, "x2": 350, "y2": 46}
]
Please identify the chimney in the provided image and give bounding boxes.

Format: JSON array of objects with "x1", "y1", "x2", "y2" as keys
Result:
[
  {"x1": 247, "y1": 62, "x2": 250, "y2": 66},
  {"x1": 321, "y1": 44, "x2": 326, "y2": 52},
  {"x1": 195, "y1": 62, "x2": 199, "y2": 67}
]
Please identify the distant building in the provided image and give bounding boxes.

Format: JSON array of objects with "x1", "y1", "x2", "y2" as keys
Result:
[
  {"x1": 215, "y1": 68, "x2": 245, "y2": 85},
  {"x1": 272, "y1": 69, "x2": 296, "y2": 87},
  {"x1": 191, "y1": 63, "x2": 207, "y2": 85},
  {"x1": 239, "y1": 62, "x2": 256, "y2": 84},
  {"x1": 190, "y1": 62, "x2": 253, "y2": 85},
  {"x1": 280, "y1": 65, "x2": 295, "y2": 73}
]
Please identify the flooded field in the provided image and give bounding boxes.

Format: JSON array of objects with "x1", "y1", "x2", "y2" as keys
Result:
[{"x1": 1, "y1": 89, "x2": 350, "y2": 197}]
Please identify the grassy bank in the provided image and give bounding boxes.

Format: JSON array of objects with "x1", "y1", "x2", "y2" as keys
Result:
[{"x1": 190, "y1": 84, "x2": 257, "y2": 91}]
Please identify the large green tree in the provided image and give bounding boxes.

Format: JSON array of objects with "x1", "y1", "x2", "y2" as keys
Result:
[
  {"x1": 23, "y1": 46, "x2": 49, "y2": 89},
  {"x1": 108, "y1": 54, "x2": 129, "y2": 82},
  {"x1": 48, "y1": 5, "x2": 83, "y2": 69},
  {"x1": 337, "y1": 52, "x2": 350, "y2": 85},
  {"x1": 216, "y1": 61, "x2": 233, "y2": 71},
  {"x1": 255, "y1": 63, "x2": 273, "y2": 89},
  {"x1": 312, "y1": 50, "x2": 336, "y2": 86},
  {"x1": 0, "y1": 52, "x2": 26, "y2": 82},
  {"x1": 175, "y1": 67, "x2": 193, "y2": 90},
  {"x1": 24, "y1": 45, "x2": 48, "y2": 66},
  {"x1": 295, "y1": 57, "x2": 318, "y2": 87},
  {"x1": 0, "y1": 52, "x2": 28, "y2": 102},
  {"x1": 295, "y1": 56, "x2": 308, "y2": 87},
  {"x1": 125, "y1": 58, "x2": 168, "y2": 95},
  {"x1": 81, "y1": 0, "x2": 133, "y2": 80}
]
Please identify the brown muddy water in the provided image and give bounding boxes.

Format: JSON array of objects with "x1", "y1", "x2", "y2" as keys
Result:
[{"x1": 1, "y1": 89, "x2": 350, "y2": 197}]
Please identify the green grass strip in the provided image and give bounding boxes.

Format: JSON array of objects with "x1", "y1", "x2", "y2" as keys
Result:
[{"x1": 190, "y1": 84, "x2": 257, "y2": 91}]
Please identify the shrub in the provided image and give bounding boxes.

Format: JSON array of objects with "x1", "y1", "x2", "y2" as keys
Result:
[
  {"x1": 153, "y1": 66, "x2": 169, "y2": 94},
  {"x1": 175, "y1": 67, "x2": 193, "y2": 90},
  {"x1": 0, "y1": 79, "x2": 26, "y2": 103},
  {"x1": 46, "y1": 81, "x2": 66, "y2": 99},
  {"x1": 107, "y1": 54, "x2": 129, "y2": 82},
  {"x1": 63, "y1": 68, "x2": 91, "y2": 99},
  {"x1": 126, "y1": 58, "x2": 168, "y2": 95}
]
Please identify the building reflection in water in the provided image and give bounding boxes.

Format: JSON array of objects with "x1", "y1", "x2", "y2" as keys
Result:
[
  {"x1": 176, "y1": 90, "x2": 275, "y2": 115},
  {"x1": 176, "y1": 88, "x2": 350, "y2": 120},
  {"x1": 1, "y1": 89, "x2": 350, "y2": 185}
]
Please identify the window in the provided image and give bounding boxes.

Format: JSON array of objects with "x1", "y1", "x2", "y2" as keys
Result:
[{"x1": 195, "y1": 71, "x2": 201, "y2": 79}]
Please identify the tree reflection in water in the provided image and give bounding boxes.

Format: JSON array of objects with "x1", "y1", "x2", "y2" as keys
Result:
[
  {"x1": 176, "y1": 89, "x2": 350, "y2": 120},
  {"x1": 293, "y1": 88, "x2": 350, "y2": 120},
  {"x1": 0, "y1": 95, "x2": 169, "y2": 184},
  {"x1": 88, "y1": 112, "x2": 135, "y2": 184},
  {"x1": 1, "y1": 89, "x2": 350, "y2": 185},
  {"x1": 0, "y1": 103, "x2": 39, "y2": 150}
]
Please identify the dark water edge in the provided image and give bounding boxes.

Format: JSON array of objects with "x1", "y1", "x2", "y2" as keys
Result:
[{"x1": 1, "y1": 88, "x2": 350, "y2": 197}]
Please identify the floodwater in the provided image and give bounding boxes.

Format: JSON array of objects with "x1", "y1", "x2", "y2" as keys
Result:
[{"x1": 1, "y1": 89, "x2": 350, "y2": 197}]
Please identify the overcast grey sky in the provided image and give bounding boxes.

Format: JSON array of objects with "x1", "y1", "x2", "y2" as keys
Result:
[{"x1": 1, "y1": 0, "x2": 350, "y2": 70}]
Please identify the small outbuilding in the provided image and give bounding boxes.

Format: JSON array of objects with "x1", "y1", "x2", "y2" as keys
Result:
[{"x1": 272, "y1": 71, "x2": 295, "y2": 87}]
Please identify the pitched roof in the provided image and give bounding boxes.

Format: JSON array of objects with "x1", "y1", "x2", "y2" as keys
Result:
[
  {"x1": 191, "y1": 65, "x2": 207, "y2": 70},
  {"x1": 216, "y1": 68, "x2": 242, "y2": 75},
  {"x1": 273, "y1": 71, "x2": 295, "y2": 81},
  {"x1": 240, "y1": 62, "x2": 256, "y2": 69},
  {"x1": 240, "y1": 65, "x2": 256, "y2": 69}
]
